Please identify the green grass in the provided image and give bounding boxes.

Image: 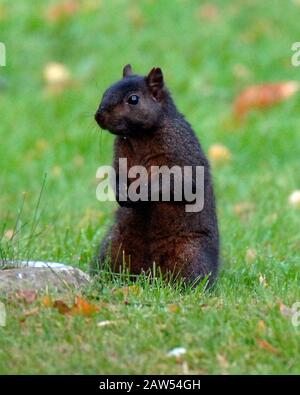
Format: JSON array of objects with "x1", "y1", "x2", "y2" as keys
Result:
[{"x1": 1, "y1": 0, "x2": 300, "y2": 374}]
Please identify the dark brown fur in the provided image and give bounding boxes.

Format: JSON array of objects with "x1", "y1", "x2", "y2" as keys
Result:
[{"x1": 92, "y1": 65, "x2": 219, "y2": 285}]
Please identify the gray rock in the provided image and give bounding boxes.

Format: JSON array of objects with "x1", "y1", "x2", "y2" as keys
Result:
[{"x1": 0, "y1": 261, "x2": 90, "y2": 295}]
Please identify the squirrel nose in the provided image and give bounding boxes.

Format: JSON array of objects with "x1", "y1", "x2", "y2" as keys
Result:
[{"x1": 95, "y1": 110, "x2": 106, "y2": 127}]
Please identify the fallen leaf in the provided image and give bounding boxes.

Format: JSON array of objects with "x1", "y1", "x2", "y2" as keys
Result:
[
  {"x1": 199, "y1": 303, "x2": 209, "y2": 310},
  {"x1": 71, "y1": 296, "x2": 99, "y2": 316},
  {"x1": 234, "y1": 81, "x2": 299, "y2": 119},
  {"x1": 167, "y1": 304, "x2": 181, "y2": 313},
  {"x1": 257, "y1": 320, "x2": 266, "y2": 334},
  {"x1": 42, "y1": 295, "x2": 53, "y2": 308},
  {"x1": 208, "y1": 144, "x2": 232, "y2": 165},
  {"x1": 288, "y1": 190, "x2": 300, "y2": 209},
  {"x1": 217, "y1": 353, "x2": 229, "y2": 369},
  {"x1": 53, "y1": 300, "x2": 71, "y2": 315},
  {"x1": 16, "y1": 290, "x2": 37, "y2": 304},
  {"x1": 257, "y1": 339, "x2": 279, "y2": 354}
]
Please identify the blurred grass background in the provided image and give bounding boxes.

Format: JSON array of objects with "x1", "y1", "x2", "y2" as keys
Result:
[
  {"x1": 1, "y1": 0, "x2": 300, "y2": 269},
  {"x1": 0, "y1": 0, "x2": 300, "y2": 374}
]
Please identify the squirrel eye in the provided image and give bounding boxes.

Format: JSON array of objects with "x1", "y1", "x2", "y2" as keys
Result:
[{"x1": 127, "y1": 94, "x2": 139, "y2": 105}]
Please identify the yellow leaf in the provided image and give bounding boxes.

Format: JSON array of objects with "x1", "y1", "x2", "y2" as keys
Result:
[
  {"x1": 208, "y1": 144, "x2": 232, "y2": 165},
  {"x1": 41, "y1": 295, "x2": 53, "y2": 308},
  {"x1": 167, "y1": 304, "x2": 181, "y2": 313},
  {"x1": 257, "y1": 320, "x2": 266, "y2": 334}
]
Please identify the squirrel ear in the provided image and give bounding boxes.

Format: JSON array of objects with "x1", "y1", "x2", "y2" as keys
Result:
[
  {"x1": 123, "y1": 64, "x2": 133, "y2": 78},
  {"x1": 146, "y1": 67, "x2": 164, "y2": 100}
]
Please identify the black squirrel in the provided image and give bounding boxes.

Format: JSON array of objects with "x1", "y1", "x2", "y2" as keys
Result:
[{"x1": 92, "y1": 65, "x2": 219, "y2": 285}]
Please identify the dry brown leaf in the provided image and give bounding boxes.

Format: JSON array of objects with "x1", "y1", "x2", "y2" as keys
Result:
[
  {"x1": 257, "y1": 339, "x2": 279, "y2": 354},
  {"x1": 53, "y1": 300, "x2": 71, "y2": 315},
  {"x1": 199, "y1": 303, "x2": 210, "y2": 310},
  {"x1": 234, "y1": 81, "x2": 299, "y2": 119},
  {"x1": 16, "y1": 290, "x2": 37, "y2": 304},
  {"x1": 52, "y1": 297, "x2": 99, "y2": 316},
  {"x1": 71, "y1": 296, "x2": 99, "y2": 316}
]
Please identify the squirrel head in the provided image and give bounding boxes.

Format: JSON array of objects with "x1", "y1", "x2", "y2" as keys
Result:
[{"x1": 95, "y1": 65, "x2": 167, "y2": 136}]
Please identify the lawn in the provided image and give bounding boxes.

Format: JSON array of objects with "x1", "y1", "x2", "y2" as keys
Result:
[{"x1": 0, "y1": 0, "x2": 300, "y2": 374}]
